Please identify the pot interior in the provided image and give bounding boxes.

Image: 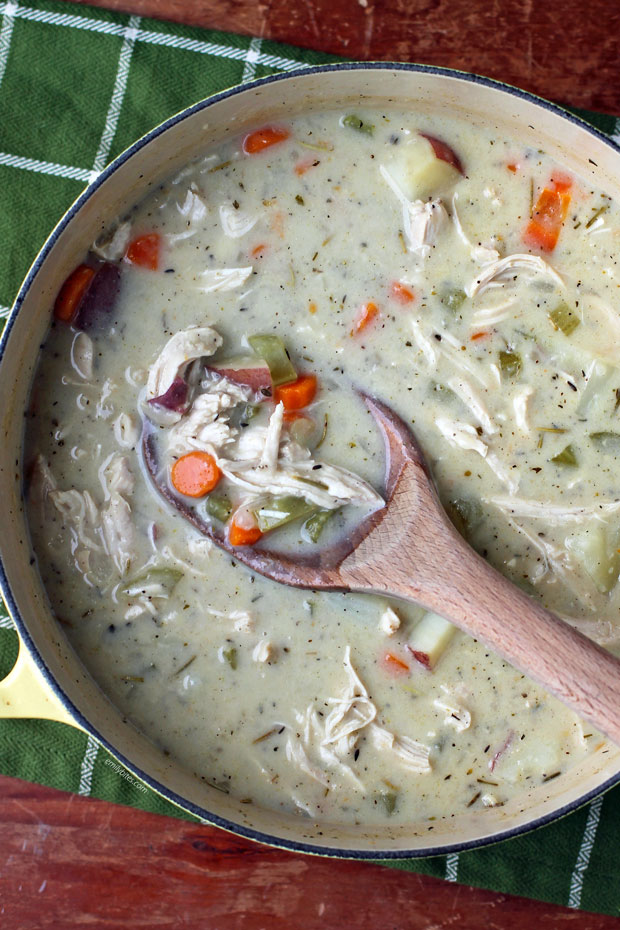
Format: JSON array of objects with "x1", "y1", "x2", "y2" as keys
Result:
[{"x1": 2, "y1": 65, "x2": 619, "y2": 855}]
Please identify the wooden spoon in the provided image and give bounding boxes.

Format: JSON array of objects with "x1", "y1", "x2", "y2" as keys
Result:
[{"x1": 144, "y1": 392, "x2": 620, "y2": 745}]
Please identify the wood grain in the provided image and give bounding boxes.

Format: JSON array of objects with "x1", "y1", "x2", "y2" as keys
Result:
[
  {"x1": 0, "y1": 774, "x2": 616, "y2": 929},
  {"x1": 67, "y1": 0, "x2": 620, "y2": 114}
]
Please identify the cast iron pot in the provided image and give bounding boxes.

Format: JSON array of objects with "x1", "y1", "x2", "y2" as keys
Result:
[{"x1": 1, "y1": 63, "x2": 619, "y2": 859}]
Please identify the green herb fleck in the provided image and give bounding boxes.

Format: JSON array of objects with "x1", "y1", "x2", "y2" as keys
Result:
[{"x1": 295, "y1": 194, "x2": 305, "y2": 205}]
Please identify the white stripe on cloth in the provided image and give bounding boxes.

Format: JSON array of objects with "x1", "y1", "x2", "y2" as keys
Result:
[
  {"x1": 0, "y1": 3, "x2": 308, "y2": 73},
  {"x1": 0, "y1": 305, "x2": 10, "y2": 317},
  {"x1": 567, "y1": 795, "x2": 604, "y2": 909},
  {"x1": 91, "y1": 14, "x2": 141, "y2": 177},
  {"x1": 241, "y1": 36, "x2": 262, "y2": 83},
  {"x1": 0, "y1": 0, "x2": 17, "y2": 89},
  {"x1": 77, "y1": 733, "x2": 99, "y2": 796},
  {"x1": 445, "y1": 852, "x2": 459, "y2": 882},
  {"x1": 611, "y1": 117, "x2": 620, "y2": 147},
  {"x1": 0, "y1": 612, "x2": 14, "y2": 629},
  {"x1": 0, "y1": 150, "x2": 92, "y2": 182}
]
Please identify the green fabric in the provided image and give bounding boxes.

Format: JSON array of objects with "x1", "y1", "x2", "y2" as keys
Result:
[{"x1": 1, "y1": 0, "x2": 619, "y2": 914}]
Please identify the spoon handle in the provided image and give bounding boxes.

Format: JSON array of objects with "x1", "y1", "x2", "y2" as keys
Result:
[{"x1": 342, "y1": 492, "x2": 620, "y2": 745}]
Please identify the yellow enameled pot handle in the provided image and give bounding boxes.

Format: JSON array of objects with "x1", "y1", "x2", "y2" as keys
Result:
[{"x1": 0, "y1": 634, "x2": 83, "y2": 730}]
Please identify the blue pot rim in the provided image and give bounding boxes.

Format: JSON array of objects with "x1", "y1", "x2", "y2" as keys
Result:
[{"x1": 3, "y1": 60, "x2": 620, "y2": 860}]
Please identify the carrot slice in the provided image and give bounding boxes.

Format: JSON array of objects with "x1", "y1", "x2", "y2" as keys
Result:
[
  {"x1": 125, "y1": 233, "x2": 161, "y2": 270},
  {"x1": 274, "y1": 373, "x2": 317, "y2": 411},
  {"x1": 391, "y1": 282, "x2": 415, "y2": 304},
  {"x1": 170, "y1": 451, "x2": 221, "y2": 498},
  {"x1": 471, "y1": 331, "x2": 489, "y2": 341},
  {"x1": 550, "y1": 171, "x2": 573, "y2": 193},
  {"x1": 54, "y1": 264, "x2": 95, "y2": 323},
  {"x1": 523, "y1": 188, "x2": 571, "y2": 252},
  {"x1": 382, "y1": 651, "x2": 410, "y2": 676},
  {"x1": 351, "y1": 301, "x2": 379, "y2": 335},
  {"x1": 243, "y1": 126, "x2": 290, "y2": 155},
  {"x1": 229, "y1": 518, "x2": 263, "y2": 547}
]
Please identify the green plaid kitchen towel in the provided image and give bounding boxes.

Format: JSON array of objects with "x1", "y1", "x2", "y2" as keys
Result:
[{"x1": 2, "y1": 0, "x2": 620, "y2": 915}]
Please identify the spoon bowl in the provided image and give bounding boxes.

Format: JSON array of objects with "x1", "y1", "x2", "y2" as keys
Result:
[{"x1": 144, "y1": 391, "x2": 620, "y2": 746}]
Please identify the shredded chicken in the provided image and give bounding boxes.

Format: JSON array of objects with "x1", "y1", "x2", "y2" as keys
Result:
[
  {"x1": 447, "y1": 377, "x2": 497, "y2": 435},
  {"x1": 166, "y1": 377, "x2": 251, "y2": 456},
  {"x1": 113, "y1": 412, "x2": 140, "y2": 449},
  {"x1": 196, "y1": 267, "x2": 253, "y2": 293},
  {"x1": 488, "y1": 497, "x2": 620, "y2": 524},
  {"x1": 467, "y1": 253, "x2": 564, "y2": 299},
  {"x1": 470, "y1": 297, "x2": 517, "y2": 328},
  {"x1": 177, "y1": 187, "x2": 208, "y2": 223},
  {"x1": 512, "y1": 387, "x2": 534, "y2": 434},
  {"x1": 368, "y1": 726, "x2": 431, "y2": 773},
  {"x1": 71, "y1": 332, "x2": 94, "y2": 381},
  {"x1": 280, "y1": 647, "x2": 431, "y2": 790},
  {"x1": 219, "y1": 405, "x2": 383, "y2": 510},
  {"x1": 435, "y1": 417, "x2": 488, "y2": 458},
  {"x1": 49, "y1": 488, "x2": 104, "y2": 553},
  {"x1": 379, "y1": 606, "x2": 401, "y2": 636},
  {"x1": 100, "y1": 492, "x2": 135, "y2": 576},
  {"x1": 91, "y1": 221, "x2": 131, "y2": 262},
  {"x1": 99, "y1": 453, "x2": 134, "y2": 500},
  {"x1": 433, "y1": 686, "x2": 472, "y2": 732},
  {"x1": 379, "y1": 164, "x2": 447, "y2": 256},
  {"x1": 206, "y1": 607, "x2": 254, "y2": 633},
  {"x1": 219, "y1": 203, "x2": 257, "y2": 238},
  {"x1": 252, "y1": 640, "x2": 274, "y2": 663},
  {"x1": 451, "y1": 193, "x2": 500, "y2": 264},
  {"x1": 145, "y1": 326, "x2": 222, "y2": 402}
]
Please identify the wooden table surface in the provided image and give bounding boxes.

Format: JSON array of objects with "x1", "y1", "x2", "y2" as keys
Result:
[{"x1": 3, "y1": 1, "x2": 620, "y2": 927}]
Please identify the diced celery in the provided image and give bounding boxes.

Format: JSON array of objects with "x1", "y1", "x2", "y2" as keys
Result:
[
  {"x1": 590, "y1": 431, "x2": 620, "y2": 452},
  {"x1": 241, "y1": 403, "x2": 260, "y2": 422},
  {"x1": 222, "y1": 647, "x2": 238, "y2": 670},
  {"x1": 498, "y1": 350, "x2": 522, "y2": 379},
  {"x1": 566, "y1": 523, "x2": 620, "y2": 594},
  {"x1": 439, "y1": 287, "x2": 466, "y2": 311},
  {"x1": 248, "y1": 334, "x2": 297, "y2": 387},
  {"x1": 302, "y1": 508, "x2": 338, "y2": 543},
  {"x1": 548, "y1": 301, "x2": 580, "y2": 337},
  {"x1": 253, "y1": 495, "x2": 316, "y2": 532},
  {"x1": 122, "y1": 568, "x2": 183, "y2": 599},
  {"x1": 377, "y1": 792, "x2": 398, "y2": 816},
  {"x1": 206, "y1": 494, "x2": 232, "y2": 523},
  {"x1": 551, "y1": 444, "x2": 578, "y2": 467},
  {"x1": 341, "y1": 114, "x2": 374, "y2": 135},
  {"x1": 407, "y1": 612, "x2": 456, "y2": 670}
]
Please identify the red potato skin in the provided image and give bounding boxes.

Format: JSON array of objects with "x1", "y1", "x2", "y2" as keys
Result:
[
  {"x1": 419, "y1": 133, "x2": 464, "y2": 175},
  {"x1": 208, "y1": 359, "x2": 272, "y2": 392},
  {"x1": 405, "y1": 645, "x2": 432, "y2": 670}
]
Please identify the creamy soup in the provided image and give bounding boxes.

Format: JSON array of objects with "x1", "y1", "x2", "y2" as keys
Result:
[{"x1": 24, "y1": 107, "x2": 620, "y2": 825}]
